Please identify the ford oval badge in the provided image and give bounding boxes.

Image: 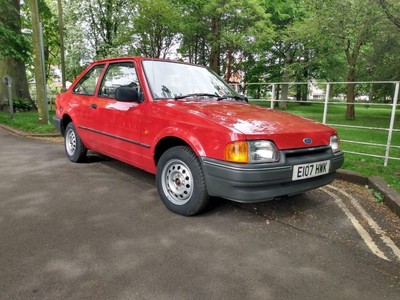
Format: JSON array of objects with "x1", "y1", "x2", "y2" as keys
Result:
[{"x1": 303, "y1": 138, "x2": 312, "y2": 145}]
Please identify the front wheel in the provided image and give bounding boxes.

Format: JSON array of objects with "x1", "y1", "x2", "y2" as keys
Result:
[
  {"x1": 64, "y1": 122, "x2": 87, "y2": 163},
  {"x1": 156, "y1": 146, "x2": 209, "y2": 216}
]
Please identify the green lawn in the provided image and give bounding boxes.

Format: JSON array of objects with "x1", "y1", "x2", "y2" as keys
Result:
[{"x1": 0, "y1": 111, "x2": 56, "y2": 134}]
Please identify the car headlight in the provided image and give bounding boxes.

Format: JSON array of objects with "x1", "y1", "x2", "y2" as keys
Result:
[
  {"x1": 225, "y1": 140, "x2": 280, "y2": 163},
  {"x1": 330, "y1": 135, "x2": 340, "y2": 152}
]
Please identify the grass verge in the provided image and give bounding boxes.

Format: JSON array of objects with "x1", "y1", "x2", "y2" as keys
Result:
[{"x1": 0, "y1": 111, "x2": 56, "y2": 134}]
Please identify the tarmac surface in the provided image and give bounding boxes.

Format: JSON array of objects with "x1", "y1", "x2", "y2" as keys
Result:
[{"x1": 0, "y1": 128, "x2": 399, "y2": 299}]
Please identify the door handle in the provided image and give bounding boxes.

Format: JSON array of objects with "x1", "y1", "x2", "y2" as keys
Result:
[{"x1": 91, "y1": 103, "x2": 97, "y2": 109}]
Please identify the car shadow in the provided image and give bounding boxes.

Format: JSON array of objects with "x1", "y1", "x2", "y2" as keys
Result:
[
  {"x1": 84, "y1": 152, "x2": 113, "y2": 164},
  {"x1": 87, "y1": 152, "x2": 155, "y2": 185},
  {"x1": 205, "y1": 191, "x2": 326, "y2": 221}
]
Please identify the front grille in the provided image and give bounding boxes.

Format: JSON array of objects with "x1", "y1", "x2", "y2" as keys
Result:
[{"x1": 283, "y1": 146, "x2": 332, "y2": 158}]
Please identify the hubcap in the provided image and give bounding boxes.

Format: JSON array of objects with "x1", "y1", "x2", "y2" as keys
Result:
[
  {"x1": 66, "y1": 128, "x2": 76, "y2": 156},
  {"x1": 161, "y1": 159, "x2": 193, "y2": 205}
]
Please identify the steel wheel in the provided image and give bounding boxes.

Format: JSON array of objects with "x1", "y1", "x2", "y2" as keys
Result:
[
  {"x1": 64, "y1": 122, "x2": 87, "y2": 163},
  {"x1": 156, "y1": 146, "x2": 209, "y2": 216},
  {"x1": 65, "y1": 127, "x2": 77, "y2": 156},
  {"x1": 161, "y1": 159, "x2": 194, "y2": 205}
]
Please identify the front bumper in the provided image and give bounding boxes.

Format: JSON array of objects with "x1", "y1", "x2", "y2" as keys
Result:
[{"x1": 201, "y1": 147, "x2": 344, "y2": 203}]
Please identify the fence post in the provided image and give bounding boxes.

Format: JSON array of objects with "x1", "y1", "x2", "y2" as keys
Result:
[
  {"x1": 323, "y1": 83, "x2": 330, "y2": 124},
  {"x1": 271, "y1": 83, "x2": 275, "y2": 109},
  {"x1": 384, "y1": 81, "x2": 399, "y2": 167}
]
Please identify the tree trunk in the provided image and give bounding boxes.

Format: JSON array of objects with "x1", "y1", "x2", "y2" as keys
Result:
[
  {"x1": 225, "y1": 49, "x2": 233, "y2": 82},
  {"x1": 279, "y1": 69, "x2": 289, "y2": 110},
  {"x1": 369, "y1": 83, "x2": 374, "y2": 102},
  {"x1": 0, "y1": 57, "x2": 34, "y2": 109},
  {"x1": 301, "y1": 85, "x2": 308, "y2": 102},
  {"x1": 29, "y1": 0, "x2": 48, "y2": 124},
  {"x1": 296, "y1": 86, "x2": 301, "y2": 101},
  {"x1": 346, "y1": 66, "x2": 356, "y2": 120},
  {"x1": 279, "y1": 51, "x2": 293, "y2": 109},
  {"x1": 378, "y1": 0, "x2": 400, "y2": 28},
  {"x1": 209, "y1": 16, "x2": 221, "y2": 74},
  {"x1": 301, "y1": 64, "x2": 309, "y2": 102},
  {"x1": 0, "y1": 0, "x2": 34, "y2": 110}
]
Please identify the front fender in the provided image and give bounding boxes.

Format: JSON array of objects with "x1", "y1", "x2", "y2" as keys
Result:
[{"x1": 151, "y1": 126, "x2": 207, "y2": 157}]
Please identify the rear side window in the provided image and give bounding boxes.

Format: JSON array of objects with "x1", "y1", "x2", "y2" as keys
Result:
[
  {"x1": 98, "y1": 62, "x2": 140, "y2": 99},
  {"x1": 73, "y1": 64, "x2": 105, "y2": 95}
]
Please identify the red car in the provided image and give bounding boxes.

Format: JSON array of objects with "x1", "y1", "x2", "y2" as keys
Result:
[{"x1": 54, "y1": 57, "x2": 344, "y2": 216}]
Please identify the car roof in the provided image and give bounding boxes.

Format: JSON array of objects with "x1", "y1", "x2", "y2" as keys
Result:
[{"x1": 90, "y1": 56, "x2": 201, "y2": 68}]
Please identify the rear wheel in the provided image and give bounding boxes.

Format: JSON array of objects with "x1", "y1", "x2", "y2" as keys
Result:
[
  {"x1": 156, "y1": 146, "x2": 209, "y2": 216},
  {"x1": 64, "y1": 122, "x2": 87, "y2": 163}
]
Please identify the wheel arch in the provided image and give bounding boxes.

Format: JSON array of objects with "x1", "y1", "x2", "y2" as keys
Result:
[
  {"x1": 60, "y1": 114, "x2": 73, "y2": 137},
  {"x1": 154, "y1": 136, "x2": 191, "y2": 166}
]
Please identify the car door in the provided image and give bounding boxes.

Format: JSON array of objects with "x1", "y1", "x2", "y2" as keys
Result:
[
  {"x1": 69, "y1": 63, "x2": 106, "y2": 149},
  {"x1": 88, "y1": 61, "x2": 145, "y2": 168}
]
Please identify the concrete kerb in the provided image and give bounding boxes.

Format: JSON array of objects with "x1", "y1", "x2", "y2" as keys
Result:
[
  {"x1": 336, "y1": 169, "x2": 400, "y2": 218},
  {"x1": 1, "y1": 123, "x2": 399, "y2": 218}
]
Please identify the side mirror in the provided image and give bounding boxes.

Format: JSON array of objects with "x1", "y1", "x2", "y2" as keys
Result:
[{"x1": 115, "y1": 86, "x2": 142, "y2": 103}]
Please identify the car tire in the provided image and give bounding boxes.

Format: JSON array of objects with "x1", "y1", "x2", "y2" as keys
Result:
[
  {"x1": 64, "y1": 122, "x2": 87, "y2": 163},
  {"x1": 156, "y1": 146, "x2": 209, "y2": 216}
]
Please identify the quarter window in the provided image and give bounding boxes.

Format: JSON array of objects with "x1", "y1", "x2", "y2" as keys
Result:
[{"x1": 73, "y1": 64, "x2": 104, "y2": 95}]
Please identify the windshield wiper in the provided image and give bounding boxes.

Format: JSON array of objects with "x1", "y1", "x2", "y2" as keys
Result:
[{"x1": 174, "y1": 93, "x2": 223, "y2": 100}]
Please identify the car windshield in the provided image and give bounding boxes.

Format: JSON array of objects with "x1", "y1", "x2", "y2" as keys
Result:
[{"x1": 142, "y1": 60, "x2": 240, "y2": 100}]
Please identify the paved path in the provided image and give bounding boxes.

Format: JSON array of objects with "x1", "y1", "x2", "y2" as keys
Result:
[{"x1": 0, "y1": 129, "x2": 399, "y2": 299}]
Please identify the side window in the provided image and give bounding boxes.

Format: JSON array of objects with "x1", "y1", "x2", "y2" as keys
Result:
[
  {"x1": 73, "y1": 64, "x2": 104, "y2": 95},
  {"x1": 99, "y1": 62, "x2": 140, "y2": 99}
]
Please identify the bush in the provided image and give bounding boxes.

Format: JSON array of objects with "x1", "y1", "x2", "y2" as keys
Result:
[{"x1": 12, "y1": 97, "x2": 33, "y2": 112}]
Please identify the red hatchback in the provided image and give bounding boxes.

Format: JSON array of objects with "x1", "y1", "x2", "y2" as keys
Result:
[{"x1": 54, "y1": 57, "x2": 344, "y2": 216}]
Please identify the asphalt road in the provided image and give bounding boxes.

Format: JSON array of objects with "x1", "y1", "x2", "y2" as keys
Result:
[{"x1": 0, "y1": 128, "x2": 399, "y2": 300}]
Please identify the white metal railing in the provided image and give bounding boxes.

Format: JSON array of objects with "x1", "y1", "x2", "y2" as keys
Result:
[{"x1": 231, "y1": 81, "x2": 400, "y2": 167}]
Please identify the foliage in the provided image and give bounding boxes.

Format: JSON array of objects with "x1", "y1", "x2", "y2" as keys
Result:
[
  {"x1": 302, "y1": 0, "x2": 386, "y2": 119},
  {"x1": 63, "y1": 0, "x2": 134, "y2": 81},
  {"x1": 0, "y1": 111, "x2": 56, "y2": 133},
  {"x1": 131, "y1": 0, "x2": 180, "y2": 58},
  {"x1": 12, "y1": 97, "x2": 34, "y2": 112},
  {"x1": 0, "y1": 0, "x2": 30, "y2": 61},
  {"x1": 369, "y1": 189, "x2": 384, "y2": 203},
  {"x1": 177, "y1": 0, "x2": 210, "y2": 65},
  {"x1": 203, "y1": 0, "x2": 274, "y2": 76},
  {"x1": 377, "y1": 0, "x2": 400, "y2": 28}
]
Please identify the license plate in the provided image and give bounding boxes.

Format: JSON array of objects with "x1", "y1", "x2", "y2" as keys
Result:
[{"x1": 292, "y1": 160, "x2": 330, "y2": 181}]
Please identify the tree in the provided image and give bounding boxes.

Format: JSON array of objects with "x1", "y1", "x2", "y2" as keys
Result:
[
  {"x1": 39, "y1": 0, "x2": 62, "y2": 83},
  {"x1": 178, "y1": 0, "x2": 210, "y2": 65},
  {"x1": 204, "y1": 0, "x2": 273, "y2": 75},
  {"x1": 22, "y1": 0, "x2": 62, "y2": 84},
  {"x1": 256, "y1": 0, "x2": 310, "y2": 108},
  {"x1": 131, "y1": 0, "x2": 180, "y2": 58},
  {"x1": 64, "y1": 0, "x2": 131, "y2": 62},
  {"x1": 28, "y1": 0, "x2": 48, "y2": 124},
  {"x1": 0, "y1": 0, "x2": 34, "y2": 110},
  {"x1": 308, "y1": 0, "x2": 382, "y2": 120},
  {"x1": 62, "y1": 0, "x2": 133, "y2": 81}
]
